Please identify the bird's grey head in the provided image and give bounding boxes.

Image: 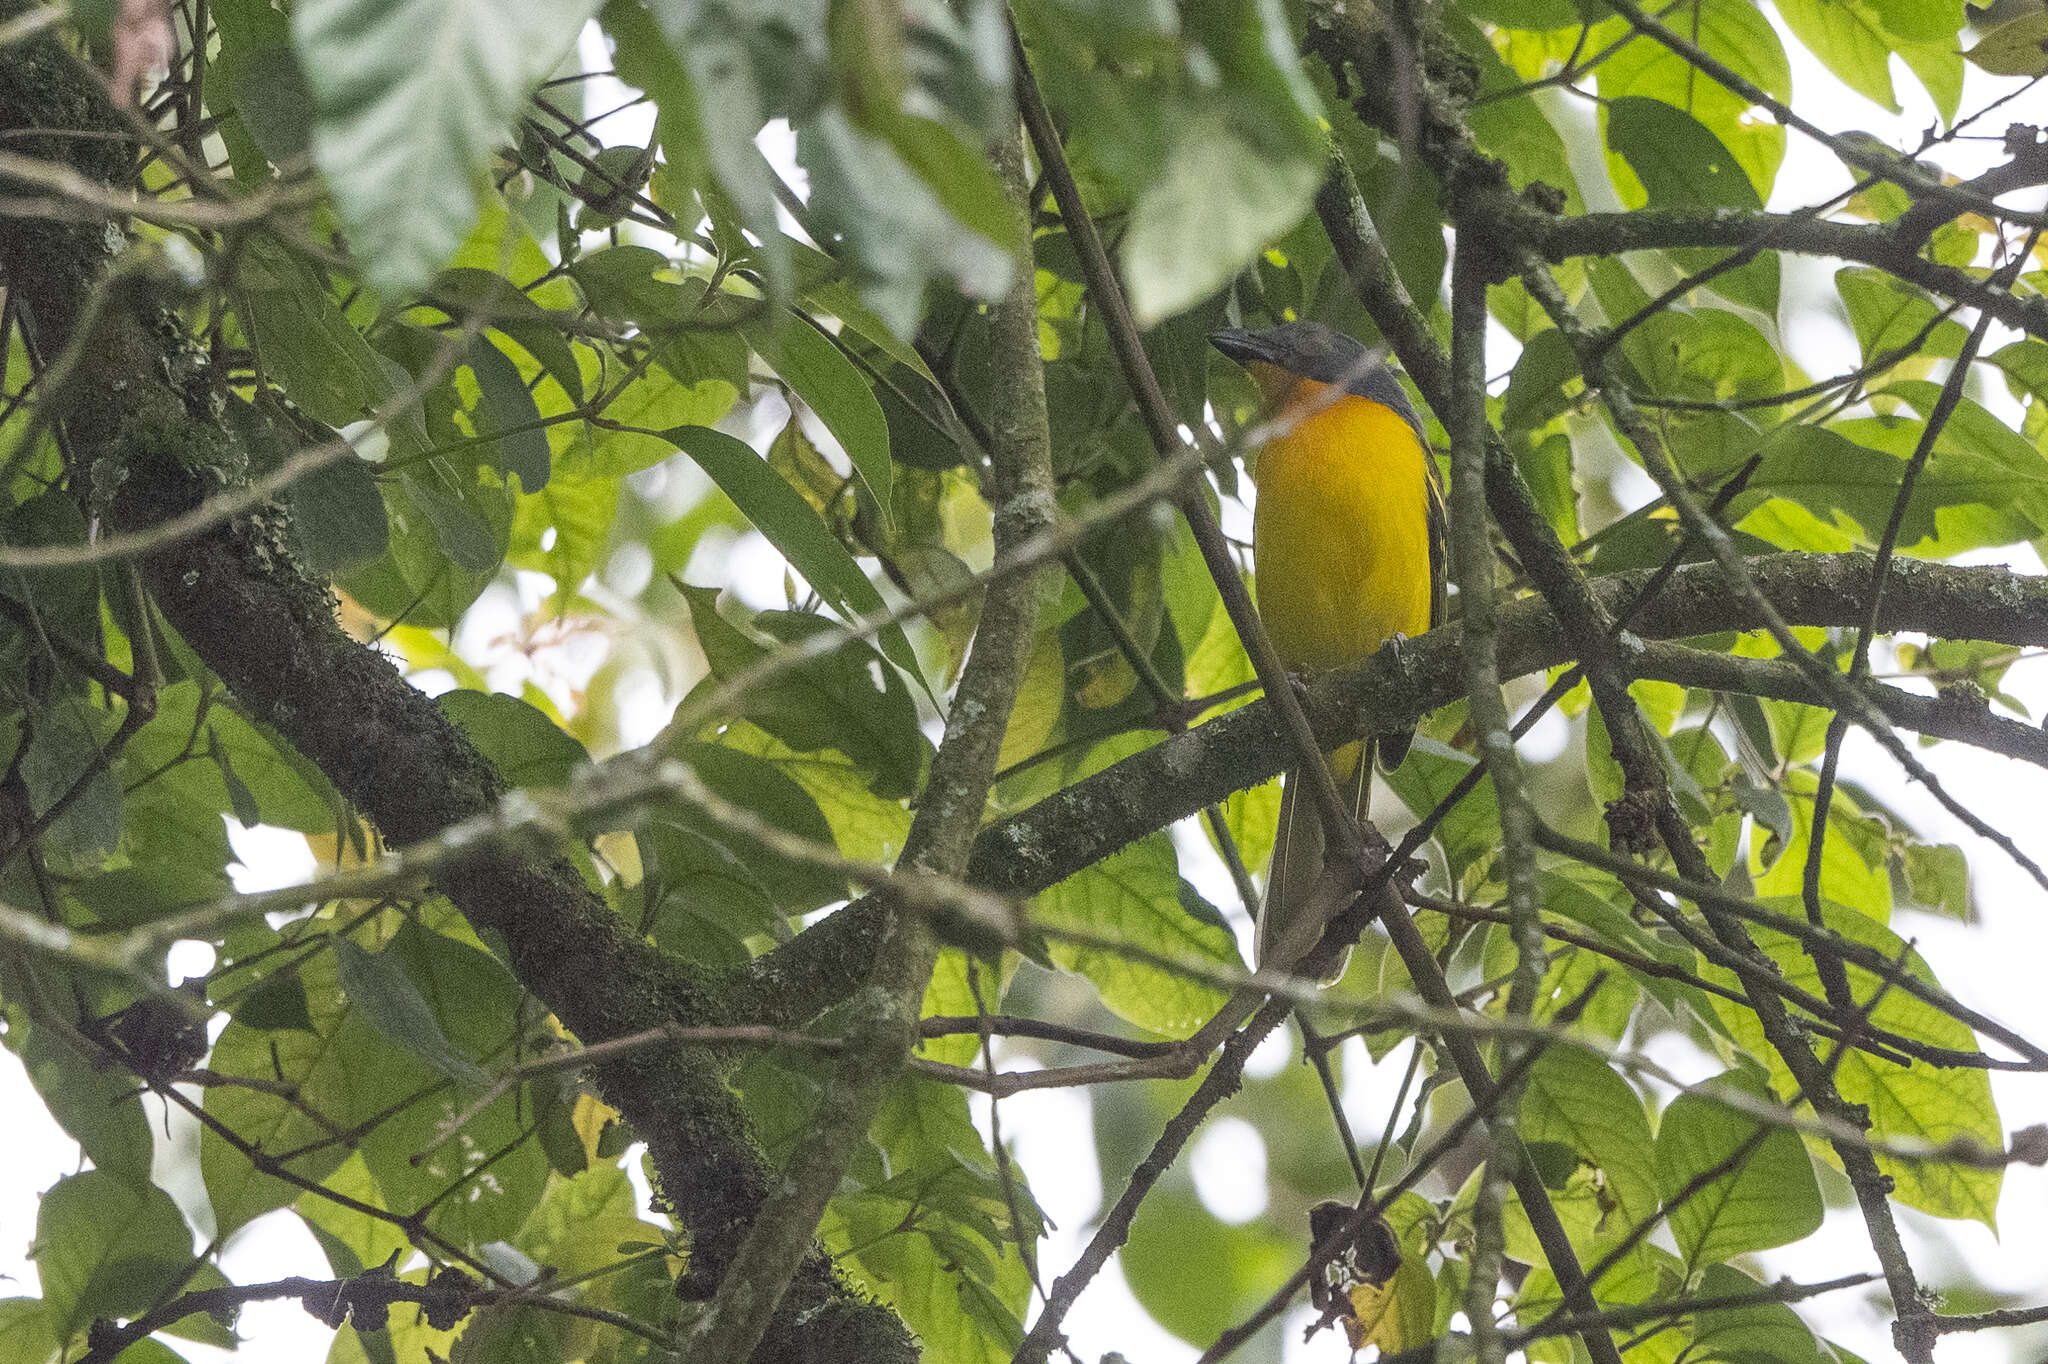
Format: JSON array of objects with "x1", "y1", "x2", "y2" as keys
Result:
[{"x1": 1209, "y1": 321, "x2": 1423, "y2": 438}]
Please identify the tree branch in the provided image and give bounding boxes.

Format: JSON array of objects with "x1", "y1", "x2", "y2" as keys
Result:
[
  {"x1": 0, "y1": 23, "x2": 905, "y2": 1361},
  {"x1": 681, "y1": 113, "x2": 1058, "y2": 1364}
]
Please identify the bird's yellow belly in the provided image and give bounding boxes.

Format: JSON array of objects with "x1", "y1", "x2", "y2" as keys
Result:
[{"x1": 1252, "y1": 394, "x2": 1433, "y2": 672}]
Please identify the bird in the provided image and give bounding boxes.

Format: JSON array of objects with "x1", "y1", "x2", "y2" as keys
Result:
[{"x1": 1210, "y1": 320, "x2": 1445, "y2": 975}]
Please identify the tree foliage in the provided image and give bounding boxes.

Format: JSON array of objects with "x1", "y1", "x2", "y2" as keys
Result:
[{"x1": 2, "y1": 0, "x2": 2048, "y2": 1362}]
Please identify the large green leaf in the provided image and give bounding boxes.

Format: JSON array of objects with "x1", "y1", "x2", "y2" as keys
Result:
[
  {"x1": 741, "y1": 314, "x2": 894, "y2": 515},
  {"x1": 1120, "y1": 1185, "x2": 1297, "y2": 1347},
  {"x1": 1965, "y1": 10, "x2": 2048, "y2": 77},
  {"x1": 334, "y1": 936, "x2": 490, "y2": 1088},
  {"x1": 18, "y1": 696, "x2": 120, "y2": 874},
  {"x1": 1776, "y1": 0, "x2": 1900, "y2": 111},
  {"x1": 120, "y1": 681, "x2": 340, "y2": 837},
  {"x1": 665, "y1": 424, "x2": 926, "y2": 689},
  {"x1": 1749, "y1": 767, "x2": 1892, "y2": 921},
  {"x1": 1597, "y1": 0, "x2": 1789, "y2": 201},
  {"x1": 1122, "y1": 110, "x2": 1321, "y2": 327},
  {"x1": 464, "y1": 333, "x2": 551, "y2": 491},
  {"x1": 678, "y1": 589, "x2": 930, "y2": 800},
  {"x1": 1382, "y1": 736, "x2": 1500, "y2": 887},
  {"x1": 1704, "y1": 898, "x2": 2003, "y2": 1226},
  {"x1": 799, "y1": 108, "x2": 1016, "y2": 340},
  {"x1": 1657, "y1": 1075, "x2": 1824, "y2": 1271},
  {"x1": 1836, "y1": 268, "x2": 1967, "y2": 363},
  {"x1": 1032, "y1": 833, "x2": 1240, "y2": 1037},
  {"x1": 21, "y1": 1025, "x2": 154, "y2": 1186},
  {"x1": 1604, "y1": 95, "x2": 1778, "y2": 313},
  {"x1": 33, "y1": 1172, "x2": 192, "y2": 1341},
  {"x1": 1519, "y1": 1044, "x2": 1661, "y2": 1235},
  {"x1": 0, "y1": 1298, "x2": 59, "y2": 1364},
  {"x1": 639, "y1": 740, "x2": 848, "y2": 960},
  {"x1": 295, "y1": 0, "x2": 601, "y2": 295},
  {"x1": 352, "y1": 922, "x2": 549, "y2": 1250},
  {"x1": 2, "y1": 492, "x2": 97, "y2": 649},
  {"x1": 439, "y1": 690, "x2": 590, "y2": 789},
  {"x1": 235, "y1": 236, "x2": 397, "y2": 428},
  {"x1": 1689, "y1": 1264, "x2": 1836, "y2": 1364},
  {"x1": 203, "y1": 948, "x2": 393, "y2": 1233}
]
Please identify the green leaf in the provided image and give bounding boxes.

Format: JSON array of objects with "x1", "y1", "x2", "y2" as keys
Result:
[
  {"x1": 640, "y1": 740, "x2": 848, "y2": 958},
  {"x1": 1870, "y1": 0, "x2": 1962, "y2": 42},
  {"x1": 431, "y1": 268, "x2": 585, "y2": 402},
  {"x1": 335, "y1": 936, "x2": 490, "y2": 1088},
  {"x1": 1902, "y1": 841, "x2": 1971, "y2": 921},
  {"x1": 464, "y1": 334, "x2": 550, "y2": 491},
  {"x1": 235, "y1": 236, "x2": 396, "y2": 427},
  {"x1": 799, "y1": 107, "x2": 1015, "y2": 340},
  {"x1": 406, "y1": 466, "x2": 505, "y2": 572},
  {"x1": 22, "y1": 1025, "x2": 154, "y2": 1186},
  {"x1": 226, "y1": 398, "x2": 390, "y2": 572},
  {"x1": 1120, "y1": 1186, "x2": 1297, "y2": 1346},
  {"x1": 665, "y1": 424, "x2": 926, "y2": 690},
  {"x1": 353, "y1": 921, "x2": 548, "y2": 1249},
  {"x1": 33, "y1": 1171, "x2": 192, "y2": 1340},
  {"x1": 439, "y1": 690, "x2": 589, "y2": 789},
  {"x1": 1122, "y1": 110, "x2": 1321, "y2": 327},
  {"x1": 1989, "y1": 336, "x2": 2048, "y2": 407},
  {"x1": 508, "y1": 464, "x2": 619, "y2": 600},
  {"x1": 1448, "y1": 14, "x2": 1584, "y2": 214},
  {"x1": 1656, "y1": 1075, "x2": 1823, "y2": 1269},
  {"x1": 1775, "y1": 0, "x2": 1898, "y2": 111},
  {"x1": 1750, "y1": 769, "x2": 1891, "y2": 920},
  {"x1": 1897, "y1": 35, "x2": 1963, "y2": 123},
  {"x1": 1835, "y1": 267, "x2": 1967, "y2": 363},
  {"x1": 203, "y1": 950, "x2": 383, "y2": 1232},
  {"x1": 235, "y1": 972, "x2": 315, "y2": 1032},
  {"x1": 121, "y1": 681, "x2": 340, "y2": 836},
  {"x1": 719, "y1": 720, "x2": 914, "y2": 867},
  {"x1": 1519, "y1": 1044, "x2": 1661, "y2": 1233},
  {"x1": 1382, "y1": 737, "x2": 1500, "y2": 886},
  {"x1": 1966, "y1": 11, "x2": 2048, "y2": 77},
  {"x1": 0, "y1": 1298, "x2": 59, "y2": 1364},
  {"x1": 827, "y1": 1077, "x2": 1037, "y2": 1364},
  {"x1": 741, "y1": 313, "x2": 894, "y2": 516},
  {"x1": 1606, "y1": 97, "x2": 1755, "y2": 210},
  {"x1": 19, "y1": 696, "x2": 120, "y2": 872},
  {"x1": 2, "y1": 492, "x2": 97, "y2": 648},
  {"x1": 295, "y1": 1152, "x2": 411, "y2": 1282},
  {"x1": 605, "y1": 0, "x2": 789, "y2": 296},
  {"x1": 1734, "y1": 423, "x2": 2037, "y2": 556},
  {"x1": 678, "y1": 590, "x2": 930, "y2": 800},
  {"x1": 1703, "y1": 898, "x2": 2003, "y2": 1225},
  {"x1": 1604, "y1": 95, "x2": 1778, "y2": 312},
  {"x1": 871, "y1": 114, "x2": 1018, "y2": 265},
  {"x1": 1623, "y1": 309, "x2": 1783, "y2": 404},
  {"x1": 1502, "y1": 327, "x2": 1578, "y2": 434},
  {"x1": 1691, "y1": 1264, "x2": 1836, "y2": 1364},
  {"x1": 1033, "y1": 833, "x2": 1240, "y2": 1037},
  {"x1": 1597, "y1": 0, "x2": 1789, "y2": 201},
  {"x1": 296, "y1": 0, "x2": 601, "y2": 295},
  {"x1": 208, "y1": 0, "x2": 296, "y2": 169},
  {"x1": 451, "y1": 1304, "x2": 562, "y2": 1364}
]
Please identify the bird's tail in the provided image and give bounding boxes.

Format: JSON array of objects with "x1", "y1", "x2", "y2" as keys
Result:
[{"x1": 1257, "y1": 739, "x2": 1373, "y2": 981}]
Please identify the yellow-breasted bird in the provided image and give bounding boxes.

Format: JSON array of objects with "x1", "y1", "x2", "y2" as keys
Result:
[{"x1": 1210, "y1": 321, "x2": 1446, "y2": 973}]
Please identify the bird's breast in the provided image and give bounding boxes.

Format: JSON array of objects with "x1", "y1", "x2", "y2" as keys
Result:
[{"x1": 1252, "y1": 389, "x2": 1434, "y2": 671}]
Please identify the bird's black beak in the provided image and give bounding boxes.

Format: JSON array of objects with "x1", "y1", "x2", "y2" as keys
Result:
[{"x1": 1209, "y1": 327, "x2": 1276, "y2": 367}]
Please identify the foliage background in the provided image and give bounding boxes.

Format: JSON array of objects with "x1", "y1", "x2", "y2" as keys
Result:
[{"x1": 4, "y1": 0, "x2": 2048, "y2": 1362}]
